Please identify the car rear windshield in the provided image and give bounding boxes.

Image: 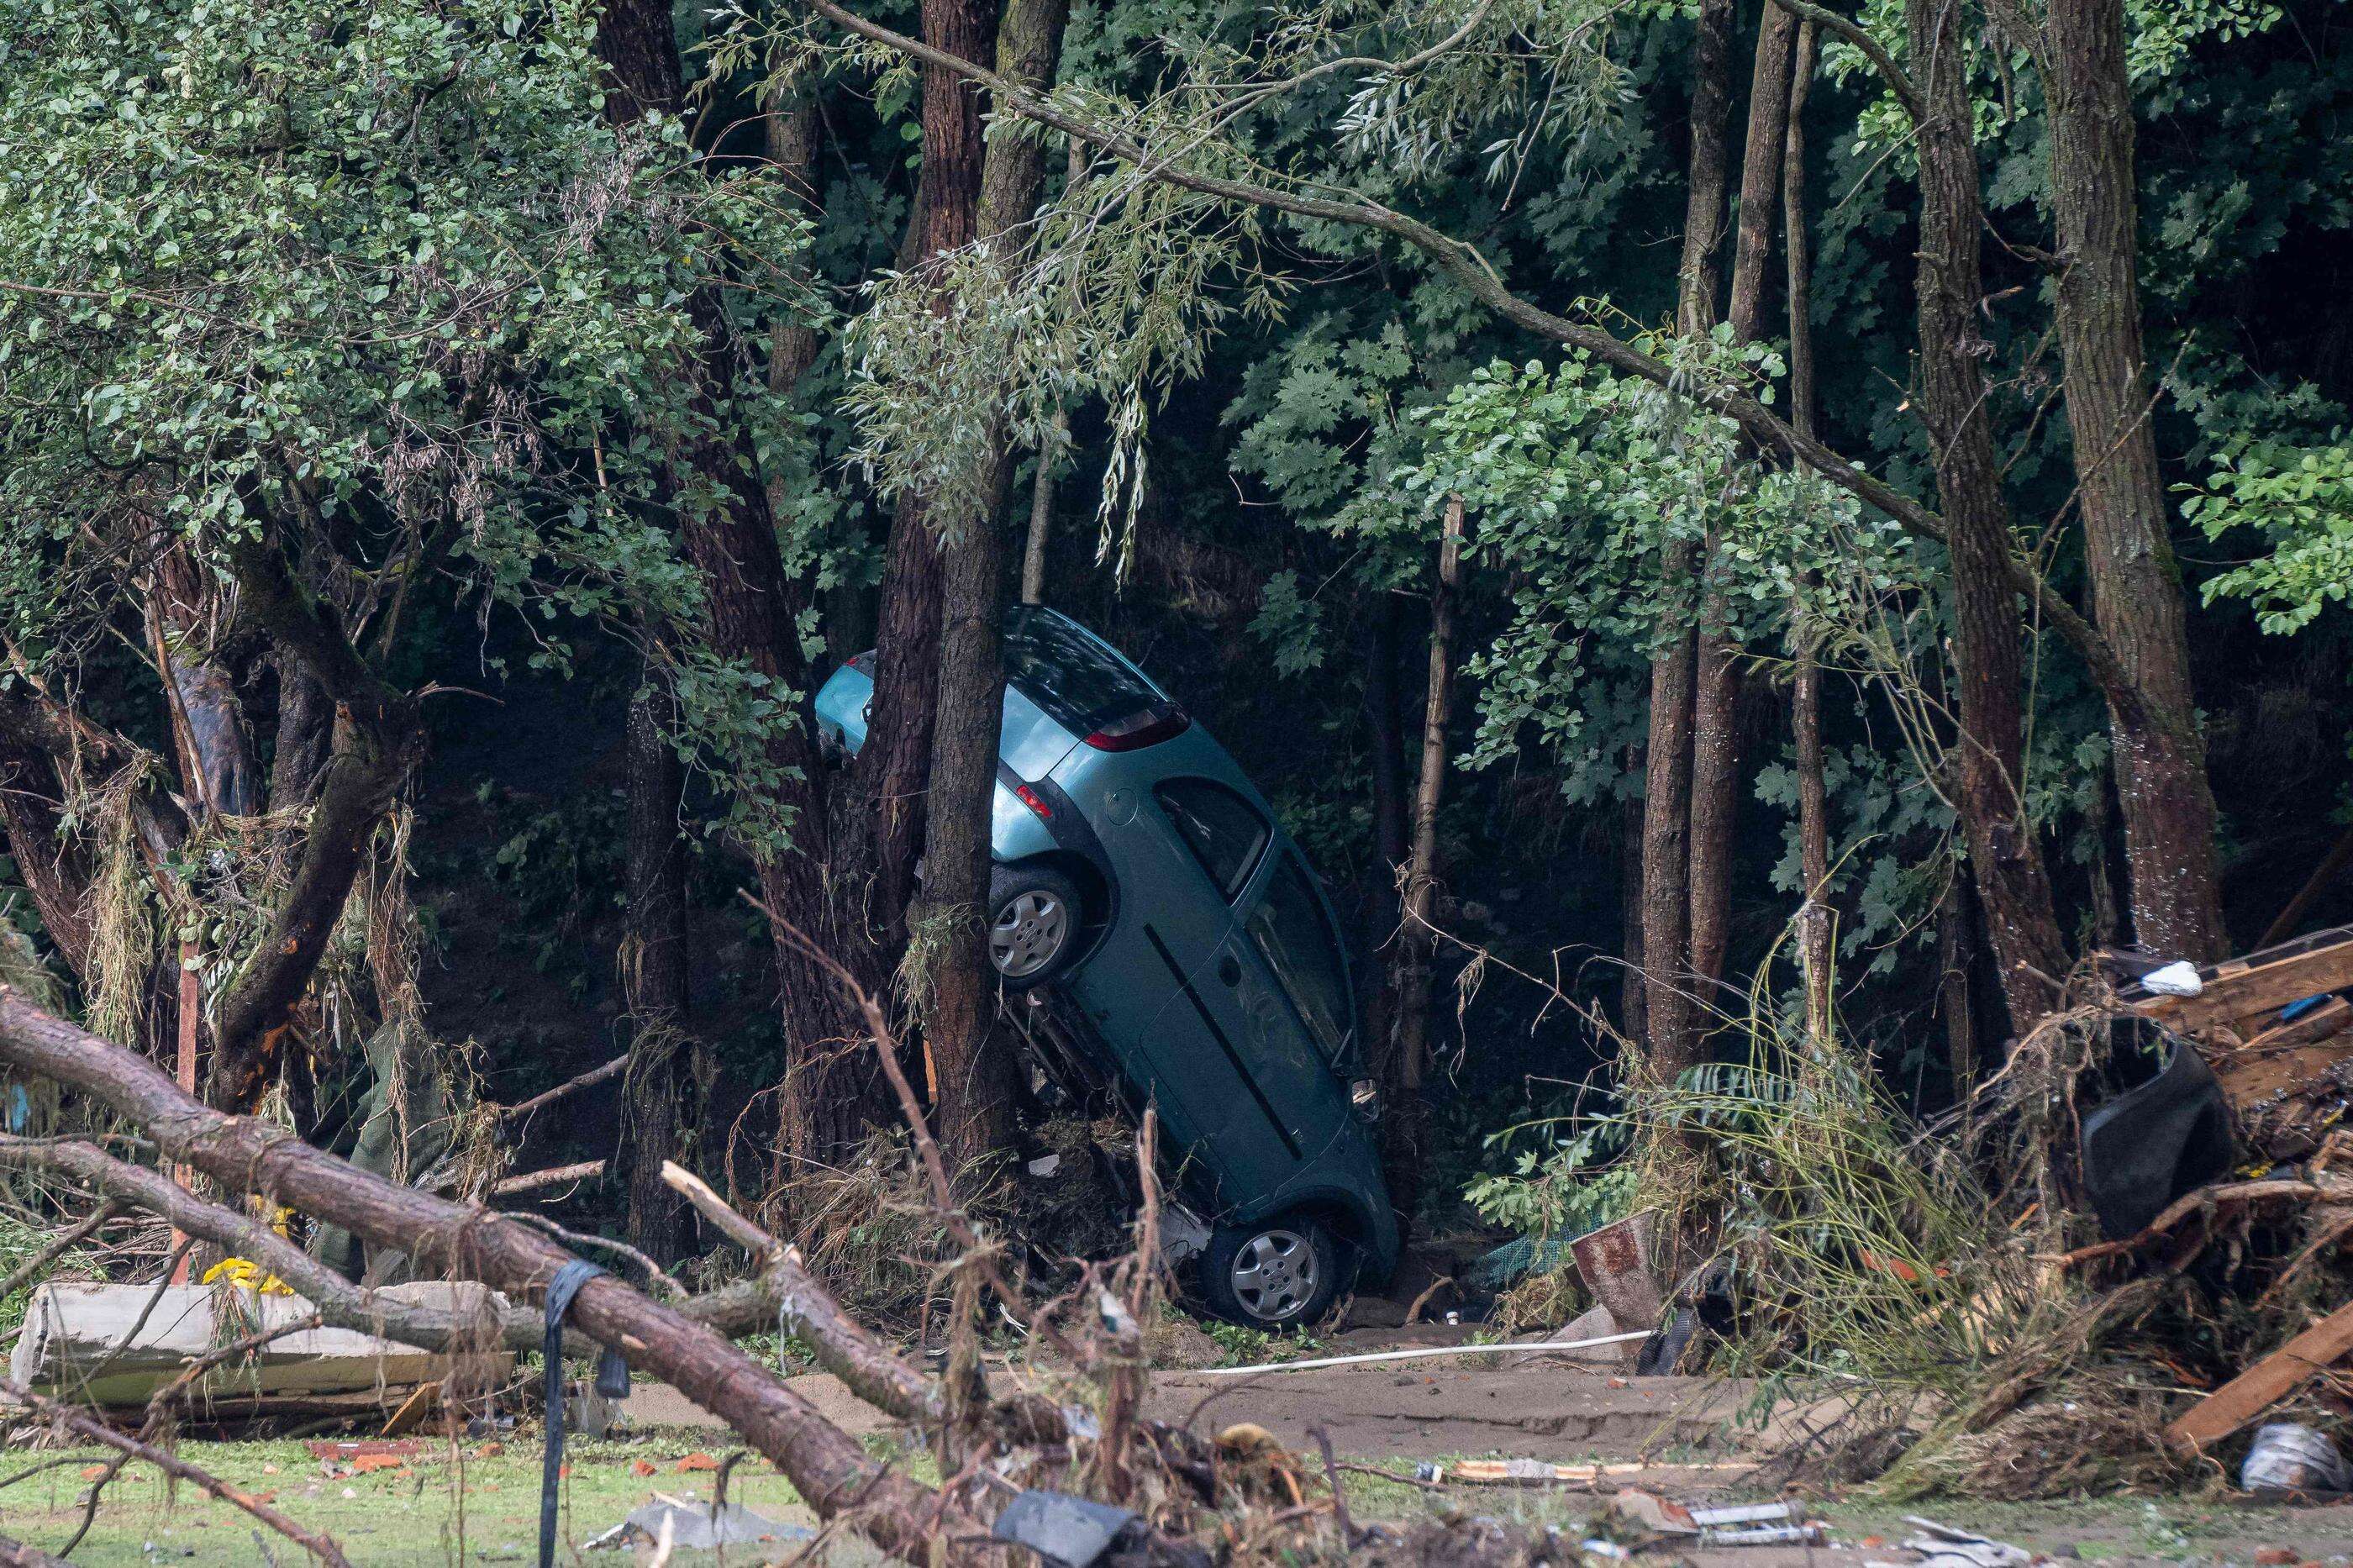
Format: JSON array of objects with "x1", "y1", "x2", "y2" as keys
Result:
[{"x1": 1003, "y1": 606, "x2": 1160, "y2": 735}]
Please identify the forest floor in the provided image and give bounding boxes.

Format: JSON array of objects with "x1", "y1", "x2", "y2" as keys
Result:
[{"x1": 8, "y1": 1340, "x2": 2350, "y2": 1565}]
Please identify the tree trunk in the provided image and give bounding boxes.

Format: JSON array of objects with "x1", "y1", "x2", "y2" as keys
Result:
[
  {"x1": 1362, "y1": 594, "x2": 1410, "y2": 1079},
  {"x1": 1686, "y1": 0, "x2": 1801, "y2": 1002},
  {"x1": 1783, "y1": 19, "x2": 1833, "y2": 1044},
  {"x1": 592, "y1": 0, "x2": 885, "y2": 1175},
  {"x1": 2038, "y1": 0, "x2": 2226, "y2": 961},
  {"x1": 624, "y1": 678, "x2": 696, "y2": 1262},
  {"x1": 855, "y1": 0, "x2": 999, "y2": 955},
  {"x1": 0, "y1": 990, "x2": 979, "y2": 1563},
  {"x1": 1904, "y1": 0, "x2": 2070, "y2": 1030},
  {"x1": 1388, "y1": 497, "x2": 1463, "y2": 1218},
  {"x1": 1619, "y1": 771, "x2": 1648, "y2": 1044},
  {"x1": 910, "y1": 0, "x2": 1072, "y2": 1165},
  {"x1": 1938, "y1": 868, "x2": 1981, "y2": 1102},
  {"x1": 1640, "y1": 0, "x2": 1734, "y2": 1088}
]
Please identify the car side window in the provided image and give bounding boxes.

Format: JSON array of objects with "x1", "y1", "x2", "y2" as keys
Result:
[
  {"x1": 1245, "y1": 853, "x2": 1352, "y2": 1063},
  {"x1": 1155, "y1": 779, "x2": 1270, "y2": 902}
]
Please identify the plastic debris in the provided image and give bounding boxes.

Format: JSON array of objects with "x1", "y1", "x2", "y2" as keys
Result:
[
  {"x1": 1876, "y1": 1517, "x2": 2032, "y2": 1568},
  {"x1": 2142, "y1": 960, "x2": 2206, "y2": 997},
  {"x1": 988, "y1": 1488, "x2": 1138, "y2": 1567},
  {"x1": 581, "y1": 1497, "x2": 813, "y2": 1552},
  {"x1": 2241, "y1": 1420, "x2": 2353, "y2": 1497}
]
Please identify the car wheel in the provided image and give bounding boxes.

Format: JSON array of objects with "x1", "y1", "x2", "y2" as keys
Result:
[
  {"x1": 1198, "y1": 1218, "x2": 1340, "y2": 1328},
  {"x1": 987, "y1": 863, "x2": 1084, "y2": 989}
]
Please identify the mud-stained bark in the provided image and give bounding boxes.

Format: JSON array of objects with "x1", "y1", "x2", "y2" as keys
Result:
[
  {"x1": 623, "y1": 678, "x2": 697, "y2": 1261},
  {"x1": 1641, "y1": 0, "x2": 1735, "y2": 1087},
  {"x1": 2038, "y1": 0, "x2": 2225, "y2": 960},
  {"x1": 1904, "y1": 0, "x2": 2069, "y2": 1029},
  {"x1": 1388, "y1": 497, "x2": 1464, "y2": 1221}
]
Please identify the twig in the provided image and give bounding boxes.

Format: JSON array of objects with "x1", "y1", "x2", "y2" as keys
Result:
[
  {"x1": 2051, "y1": 1179, "x2": 2319, "y2": 1267},
  {"x1": 0, "y1": 1200, "x2": 118, "y2": 1302},
  {"x1": 489, "y1": 1160, "x2": 605, "y2": 1198},
  {"x1": 1, "y1": 1375, "x2": 354, "y2": 1568},
  {"x1": 497, "y1": 1055, "x2": 629, "y2": 1124},
  {"x1": 1308, "y1": 1424, "x2": 1354, "y2": 1543}
]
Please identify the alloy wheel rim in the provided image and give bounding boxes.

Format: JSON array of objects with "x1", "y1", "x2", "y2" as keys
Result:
[
  {"x1": 990, "y1": 890, "x2": 1071, "y2": 979},
  {"x1": 1229, "y1": 1229, "x2": 1319, "y2": 1322}
]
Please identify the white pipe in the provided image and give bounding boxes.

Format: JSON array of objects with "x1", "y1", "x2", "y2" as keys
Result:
[{"x1": 1187, "y1": 1329, "x2": 1651, "y2": 1376}]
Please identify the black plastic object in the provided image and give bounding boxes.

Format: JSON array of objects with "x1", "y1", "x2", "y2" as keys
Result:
[
  {"x1": 990, "y1": 1489, "x2": 1139, "y2": 1567},
  {"x1": 2079, "y1": 1017, "x2": 2236, "y2": 1241},
  {"x1": 539, "y1": 1259, "x2": 631, "y2": 1568}
]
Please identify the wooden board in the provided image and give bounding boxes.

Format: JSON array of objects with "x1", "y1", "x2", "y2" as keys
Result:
[
  {"x1": 8, "y1": 1281, "x2": 512, "y2": 1408},
  {"x1": 2126, "y1": 928, "x2": 2353, "y2": 1040},
  {"x1": 2165, "y1": 1297, "x2": 2353, "y2": 1451}
]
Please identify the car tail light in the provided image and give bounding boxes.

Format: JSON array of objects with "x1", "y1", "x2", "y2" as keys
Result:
[
  {"x1": 1083, "y1": 702, "x2": 1190, "y2": 752},
  {"x1": 1014, "y1": 782, "x2": 1054, "y2": 820}
]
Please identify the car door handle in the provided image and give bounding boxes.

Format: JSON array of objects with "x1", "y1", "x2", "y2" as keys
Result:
[{"x1": 1216, "y1": 955, "x2": 1242, "y2": 987}]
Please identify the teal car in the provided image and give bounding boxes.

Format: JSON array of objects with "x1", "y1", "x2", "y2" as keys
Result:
[{"x1": 815, "y1": 606, "x2": 1399, "y2": 1325}]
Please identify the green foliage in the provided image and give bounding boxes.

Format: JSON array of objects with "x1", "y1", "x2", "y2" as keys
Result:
[
  {"x1": 0, "y1": 0, "x2": 824, "y2": 848},
  {"x1": 2184, "y1": 434, "x2": 2353, "y2": 634},
  {"x1": 1463, "y1": 1113, "x2": 1637, "y2": 1241}
]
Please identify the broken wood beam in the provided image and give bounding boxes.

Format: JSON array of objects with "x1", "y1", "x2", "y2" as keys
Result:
[
  {"x1": 2125, "y1": 927, "x2": 2353, "y2": 1039},
  {"x1": 2165, "y1": 1297, "x2": 2353, "y2": 1451},
  {"x1": 0, "y1": 985, "x2": 976, "y2": 1563}
]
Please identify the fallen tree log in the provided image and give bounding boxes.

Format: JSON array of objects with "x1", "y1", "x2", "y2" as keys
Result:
[
  {"x1": 0, "y1": 986, "x2": 976, "y2": 1562},
  {"x1": 0, "y1": 1136, "x2": 778, "y2": 1362}
]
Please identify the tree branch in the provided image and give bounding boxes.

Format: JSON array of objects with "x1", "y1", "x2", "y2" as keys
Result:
[
  {"x1": 209, "y1": 532, "x2": 426, "y2": 1110},
  {"x1": 1764, "y1": 0, "x2": 1923, "y2": 118},
  {"x1": 0, "y1": 987, "x2": 980, "y2": 1563},
  {"x1": 797, "y1": 0, "x2": 2158, "y2": 732}
]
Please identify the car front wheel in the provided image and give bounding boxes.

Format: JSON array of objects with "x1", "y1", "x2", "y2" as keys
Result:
[
  {"x1": 987, "y1": 863, "x2": 1084, "y2": 989},
  {"x1": 1198, "y1": 1218, "x2": 1341, "y2": 1328}
]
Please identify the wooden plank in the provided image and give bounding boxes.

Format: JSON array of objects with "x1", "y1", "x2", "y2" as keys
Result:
[
  {"x1": 2128, "y1": 929, "x2": 2353, "y2": 1039},
  {"x1": 2165, "y1": 1298, "x2": 2353, "y2": 1450},
  {"x1": 2239, "y1": 996, "x2": 2353, "y2": 1055}
]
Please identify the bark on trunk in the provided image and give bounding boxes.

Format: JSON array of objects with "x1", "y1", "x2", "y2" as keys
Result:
[
  {"x1": 1783, "y1": 19, "x2": 1833, "y2": 1044},
  {"x1": 2038, "y1": 0, "x2": 2226, "y2": 960},
  {"x1": 1904, "y1": 0, "x2": 2070, "y2": 1029},
  {"x1": 211, "y1": 534, "x2": 425, "y2": 1111},
  {"x1": 913, "y1": 0, "x2": 1072, "y2": 1165},
  {"x1": 1388, "y1": 498, "x2": 1464, "y2": 1218},
  {"x1": 1641, "y1": 0, "x2": 1735, "y2": 1085},
  {"x1": 855, "y1": 0, "x2": 998, "y2": 954},
  {"x1": 1686, "y1": 0, "x2": 1801, "y2": 1000},
  {"x1": 596, "y1": 0, "x2": 884, "y2": 1171},
  {"x1": 624, "y1": 678, "x2": 697, "y2": 1261}
]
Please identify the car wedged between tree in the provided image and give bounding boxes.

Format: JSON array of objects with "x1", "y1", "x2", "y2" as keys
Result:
[{"x1": 816, "y1": 605, "x2": 1400, "y2": 1326}]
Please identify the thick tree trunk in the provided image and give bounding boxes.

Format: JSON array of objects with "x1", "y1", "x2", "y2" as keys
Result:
[
  {"x1": 1389, "y1": 497, "x2": 1463, "y2": 1219},
  {"x1": 1686, "y1": 0, "x2": 1801, "y2": 1000},
  {"x1": 1783, "y1": 19, "x2": 1833, "y2": 1044},
  {"x1": 2039, "y1": 0, "x2": 2225, "y2": 961},
  {"x1": 912, "y1": 0, "x2": 1071, "y2": 1165},
  {"x1": 856, "y1": 0, "x2": 998, "y2": 954},
  {"x1": 623, "y1": 678, "x2": 696, "y2": 1261},
  {"x1": 1904, "y1": 0, "x2": 2070, "y2": 1029},
  {"x1": 1640, "y1": 0, "x2": 1734, "y2": 1087},
  {"x1": 595, "y1": 0, "x2": 884, "y2": 1173},
  {"x1": 1619, "y1": 772, "x2": 1648, "y2": 1044},
  {"x1": 268, "y1": 652, "x2": 334, "y2": 810}
]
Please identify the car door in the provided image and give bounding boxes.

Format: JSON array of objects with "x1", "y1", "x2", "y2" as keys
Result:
[{"x1": 1140, "y1": 779, "x2": 1330, "y2": 1214}]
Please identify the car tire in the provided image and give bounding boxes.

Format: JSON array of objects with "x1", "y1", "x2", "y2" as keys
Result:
[
  {"x1": 1198, "y1": 1217, "x2": 1340, "y2": 1329},
  {"x1": 987, "y1": 863, "x2": 1086, "y2": 990}
]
